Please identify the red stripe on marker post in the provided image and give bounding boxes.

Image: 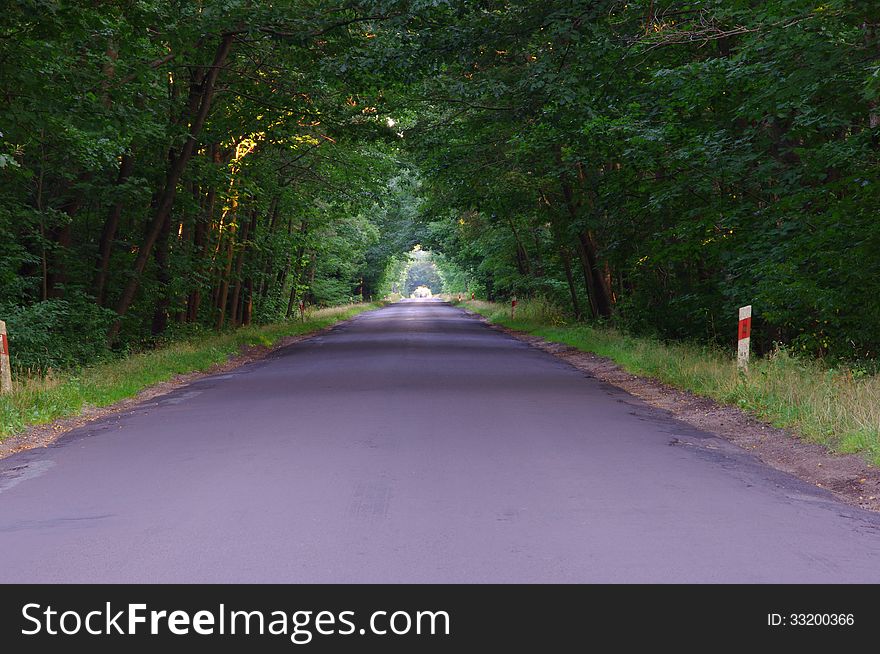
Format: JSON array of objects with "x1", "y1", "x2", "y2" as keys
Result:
[
  {"x1": 738, "y1": 315, "x2": 751, "y2": 341},
  {"x1": 0, "y1": 320, "x2": 11, "y2": 394},
  {"x1": 737, "y1": 305, "x2": 752, "y2": 372}
]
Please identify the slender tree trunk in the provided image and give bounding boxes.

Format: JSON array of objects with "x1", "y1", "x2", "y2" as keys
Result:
[
  {"x1": 242, "y1": 279, "x2": 253, "y2": 325},
  {"x1": 557, "y1": 161, "x2": 613, "y2": 319},
  {"x1": 305, "y1": 252, "x2": 317, "y2": 302},
  {"x1": 46, "y1": 222, "x2": 74, "y2": 299},
  {"x1": 276, "y1": 216, "x2": 294, "y2": 292},
  {"x1": 46, "y1": 176, "x2": 89, "y2": 299},
  {"x1": 257, "y1": 196, "x2": 281, "y2": 300},
  {"x1": 285, "y1": 254, "x2": 304, "y2": 318},
  {"x1": 867, "y1": 23, "x2": 880, "y2": 129},
  {"x1": 39, "y1": 217, "x2": 48, "y2": 301},
  {"x1": 241, "y1": 208, "x2": 259, "y2": 324},
  {"x1": 574, "y1": 230, "x2": 612, "y2": 318},
  {"x1": 174, "y1": 213, "x2": 191, "y2": 324},
  {"x1": 557, "y1": 171, "x2": 599, "y2": 318},
  {"x1": 150, "y1": 214, "x2": 173, "y2": 335},
  {"x1": 189, "y1": 146, "x2": 221, "y2": 323},
  {"x1": 93, "y1": 153, "x2": 134, "y2": 305},
  {"x1": 573, "y1": 236, "x2": 598, "y2": 318},
  {"x1": 35, "y1": 131, "x2": 48, "y2": 301},
  {"x1": 108, "y1": 33, "x2": 234, "y2": 344},
  {"x1": 559, "y1": 245, "x2": 581, "y2": 319},
  {"x1": 186, "y1": 193, "x2": 212, "y2": 322},
  {"x1": 215, "y1": 220, "x2": 236, "y2": 331},
  {"x1": 285, "y1": 220, "x2": 309, "y2": 318},
  {"x1": 532, "y1": 229, "x2": 544, "y2": 277},
  {"x1": 229, "y1": 209, "x2": 255, "y2": 326},
  {"x1": 506, "y1": 216, "x2": 531, "y2": 276}
]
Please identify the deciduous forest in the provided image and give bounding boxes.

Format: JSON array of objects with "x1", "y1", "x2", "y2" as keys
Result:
[{"x1": 2, "y1": 0, "x2": 878, "y2": 373}]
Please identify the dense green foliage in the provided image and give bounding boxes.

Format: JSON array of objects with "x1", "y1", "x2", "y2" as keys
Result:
[
  {"x1": 0, "y1": 0, "x2": 410, "y2": 371},
  {"x1": 2, "y1": 1, "x2": 878, "y2": 373},
  {"x1": 398, "y1": 0, "x2": 880, "y2": 360}
]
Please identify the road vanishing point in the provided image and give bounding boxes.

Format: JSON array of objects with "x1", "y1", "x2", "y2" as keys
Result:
[{"x1": 1, "y1": 300, "x2": 879, "y2": 582}]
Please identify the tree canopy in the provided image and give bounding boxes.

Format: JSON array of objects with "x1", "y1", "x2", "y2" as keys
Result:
[{"x1": 1, "y1": 0, "x2": 878, "y2": 369}]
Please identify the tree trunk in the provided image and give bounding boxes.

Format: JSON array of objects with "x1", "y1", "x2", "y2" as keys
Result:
[
  {"x1": 532, "y1": 228, "x2": 544, "y2": 277},
  {"x1": 257, "y1": 195, "x2": 281, "y2": 300},
  {"x1": 573, "y1": 235, "x2": 598, "y2": 319},
  {"x1": 305, "y1": 252, "x2": 317, "y2": 302},
  {"x1": 574, "y1": 230, "x2": 612, "y2": 319},
  {"x1": 559, "y1": 245, "x2": 581, "y2": 319},
  {"x1": 108, "y1": 33, "x2": 234, "y2": 345},
  {"x1": 174, "y1": 214, "x2": 191, "y2": 324},
  {"x1": 557, "y1": 161, "x2": 613, "y2": 319},
  {"x1": 285, "y1": 220, "x2": 309, "y2": 318},
  {"x1": 215, "y1": 221, "x2": 236, "y2": 331},
  {"x1": 242, "y1": 279, "x2": 253, "y2": 326},
  {"x1": 241, "y1": 208, "x2": 259, "y2": 324},
  {"x1": 93, "y1": 153, "x2": 134, "y2": 306},
  {"x1": 45, "y1": 222, "x2": 74, "y2": 299},
  {"x1": 46, "y1": 178, "x2": 88, "y2": 299},
  {"x1": 150, "y1": 214, "x2": 172, "y2": 335},
  {"x1": 186, "y1": 196, "x2": 212, "y2": 322},
  {"x1": 229, "y1": 209, "x2": 255, "y2": 326},
  {"x1": 276, "y1": 216, "x2": 294, "y2": 293},
  {"x1": 863, "y1": 21, "x2": 879, "y2": 130},
  {"x1": 506, "y1": 216, "x2": 531, "y2": 276},
  {"x1": 188, "y1": 145, "x2": 221, "y2": 323}
]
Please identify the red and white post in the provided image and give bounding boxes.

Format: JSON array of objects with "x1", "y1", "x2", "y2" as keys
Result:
[
  {"x1": 299, "y1": 300, "x2": 305, "y2": 323},
  {"x1": 0, "y1": 320, "x2": 11, "y2": 394},
  {"x1": 737, "y1": 305, "x2": 752, "y2": 372},
  {"x1": 511, "y1": 296, "x2": 517, "y2": 320}
]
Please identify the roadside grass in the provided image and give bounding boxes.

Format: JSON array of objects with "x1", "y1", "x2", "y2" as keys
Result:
[
  {"x1": 459, "y1": 298, "x2": 880, "y2": 466},
  {"x1": 0, "y1": 303, "x2": 379, "y2": 440}
]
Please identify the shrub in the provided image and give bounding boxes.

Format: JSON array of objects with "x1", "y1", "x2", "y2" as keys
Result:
[{"x1": 1, "y1": 293, "x2": 116, "y2": 373}]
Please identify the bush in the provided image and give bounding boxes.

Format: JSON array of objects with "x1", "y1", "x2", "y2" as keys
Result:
[
  {"x1": 1, "y1": 293, "x2": 116, "y2": 373},
  {"x1": 509, "y1": 296, "x2": 568, "y2": 326}
]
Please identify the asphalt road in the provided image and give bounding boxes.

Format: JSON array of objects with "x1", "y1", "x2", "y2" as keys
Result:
[{"x1": 1, "y1": 299, "x2": 879, "y2": 582}]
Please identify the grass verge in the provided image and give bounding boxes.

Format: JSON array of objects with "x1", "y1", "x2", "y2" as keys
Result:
[
  {"x1": 0, "y1": 303, "x2": 379, "y2": 440},
  {"x1": 460, "y1": 298, "x2": 880, "y2": 466}
]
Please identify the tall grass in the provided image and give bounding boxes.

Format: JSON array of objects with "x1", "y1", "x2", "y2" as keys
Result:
[
  {"x1": 0, "y1": 303, "x2": 378, "y2": 440},
  {"x1": 464, "y1": 298, "x2": 880, "y2": 465}
]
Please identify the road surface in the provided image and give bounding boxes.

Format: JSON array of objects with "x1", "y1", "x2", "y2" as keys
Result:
[{"x1": 1, "y1": 299, "x2": 879, "y2": 582}]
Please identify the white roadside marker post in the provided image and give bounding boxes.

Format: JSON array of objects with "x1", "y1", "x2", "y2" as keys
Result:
[
  {"x1": 511, "y1": 296, "x2": 517, "y2": 320},
  {"x1": 737, "y1": 305, "x2": 752, "y2": 373},
  {"x1": 0, "y1": 320, "x2": 11, "y2": 394}
]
